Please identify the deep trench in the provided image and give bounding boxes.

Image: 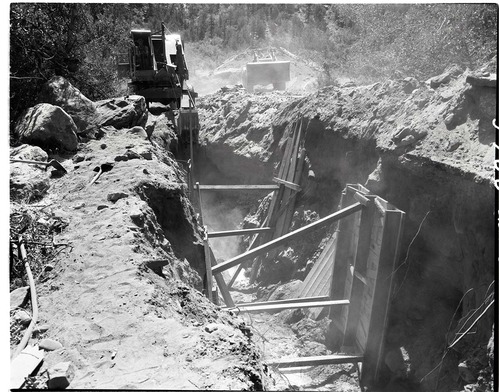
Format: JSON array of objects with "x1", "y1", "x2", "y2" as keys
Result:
[{"x1": 191, "y1": 116, "x2": 495, "y2": 392}]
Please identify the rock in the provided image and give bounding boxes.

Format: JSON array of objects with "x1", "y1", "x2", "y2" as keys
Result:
[
  {"x1": 402, "y1": 77, "x2": 419, "y2": 94},
  {"x1": 139, "y1": 151, "x2": 153, "y2": 160},
  {"x1": 466, "y1": 73, "x2": 496, "y2": 88},
  {"x1": 15, "y1": 103, "x2": 79, "y2": 151},
  {"x1": 100, "y1": 143, "x2": 107, "y2": 149},
  {"x1": 38, "y1": 76, "x2": 96, "y2": 134},
  {"x1": 127, "y1": 126, "x2": 148, "y2": 138},
  {"x1": 39, "y1": 338, "x2": 63, "y2": 351},
  {"x1": 268, "y1": 280, "x2": 302, "y2": 302},
  {"x1": 125, "y1": 149, "x2": 142, "y2": 160},
  {"x1": 114, "y1": 155, "x2": 128, "y2": 162},
  {"x1": 44, "y1": 264, "x2": 54, "y2": 272},
  {"x1": 205, "y1": 323, "x2": 219, "y2": 333},
  {"x1": 365, "y1": 159, "x2": 387, "y2": 194},
  {"x1": 10, "y1": 286, "x2": 29, "y2": 310},
  {"x1": 15, "y1": 310, "x2": 32, "y2": 326},
  {"x1": 430, "y1": 72, "x2": 451, "y2": 89},
  {"x1": 458, "y1": 361, "x2": 476, "y2": 384},
  {"x1": 10, "y1": 148, "x2": 51, "y2": 202},
  {"x1": 107, "y1": 192, "x2": 128, "y2": 202},
  {"x1": 10, "y1": 144, "x2": 48, "y2": 161},
  {"x1": 95, "y1": 95, "x2": 148, "y2": 130},
  {"x1": 97, "y1": 205, "x2": 109, "y2": 211},
  {"x1": 385, "y1": 348, "x2": 405, "y2": 374},
  {"x1": 72, "y1": 154, "x2": 85, "y2": 163},
  {"x1": 47, "y1": 361, "x2": 75, "y2": 389}
]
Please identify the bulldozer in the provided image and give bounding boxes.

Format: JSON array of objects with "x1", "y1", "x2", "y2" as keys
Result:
[
  {"x1": 243, "y1": 48, "x2": 291, "y2": 93},
  {"x1": 117, "y1": 23, "x2": 199, "y2": 146}
]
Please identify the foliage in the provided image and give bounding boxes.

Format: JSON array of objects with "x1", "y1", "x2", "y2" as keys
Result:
[{"x1": 9, "y1": 3, "x2": 497, "y2": 133}]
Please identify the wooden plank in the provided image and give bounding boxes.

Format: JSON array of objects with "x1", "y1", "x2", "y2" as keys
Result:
[
  {"x1": 343, "y1": 199, "x2": 376, "y2": 347},
  {"x1": 198, "y1": 184, "x2": 279, "y2": 191},
  {"x1": 274, "y1": 120, "x2": 303, "y2": 238},
  {"x1": 224, "y1": 299, "x2": 350, "y2": 313},
  {"x1": 209, "y1": 247, "x2": 235, "y2": 308},
  {"x1": 212, "y1": 202, "x2": 364, "y2": 274},
  {"x1": 229, "y1": 295, "x2": 332, "y2": 309},
  {"x1": 299, "y1": 234, "x2": 337, "y2": 298},
  {"x1": 208, "y1": 227, "x2": 273, "y2": 238},
  {"x1": 272, "y1": 177, "x2": 301, "y2": 192},
  {"x1": 350, "y1": 266, "x2": 368, "y2": 285},
  {"x1": 248, "y1": 122, "x2": 299, "y2": 283},
  {"x1": 329, "y1": 187, "x2": 360, "y2": 323},
  {"x1": 203, "y1": 233, "x2": 213, "y2": 301},
  {"x1": 280, "y1": 146, "x2": 307, "y2": 236},
  {"x1": 10, "y1": 345, "x2": 44, "y2": 389},
  {"x1": 360, "y1": 207, "x2": 405, "y2": 388},
  {"x1": 268, "y1": 354, "x2": 363, "y2": 368}
]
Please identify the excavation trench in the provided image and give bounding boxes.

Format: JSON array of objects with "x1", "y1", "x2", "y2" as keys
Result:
[{"x1": 194, "y1": 98, "x2": 495, "y2": 392}]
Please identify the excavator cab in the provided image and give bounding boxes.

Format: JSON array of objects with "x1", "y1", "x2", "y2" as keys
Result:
[{"x1": 243, "y1": 48, "x2": 291, "y2": 93}]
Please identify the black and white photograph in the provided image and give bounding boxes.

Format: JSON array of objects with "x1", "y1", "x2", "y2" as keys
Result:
[{"x1": 7, "y1": 3, "x2": 497, "y2": 391}]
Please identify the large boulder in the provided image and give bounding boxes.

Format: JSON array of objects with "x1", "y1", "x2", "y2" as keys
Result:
[
  {"x1": 95, "y1": 95, "x2": 148, "y2": 130},
  {"x1": 15, "y1": 103, "x2": 79, "y2": 151},
  {"x1": 10, "y1": 144, "x2": 51, "y2": 202},
  {"x1": 38, "y1": 76, "x2": 96, "y2": 134}
]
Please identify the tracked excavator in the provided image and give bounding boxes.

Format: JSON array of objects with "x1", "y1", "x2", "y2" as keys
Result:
[
  {"x1": 243, "y1": 48, "x2": 291, "y2": 93},
  {"x1": 117, "y1": 23, "x2": 199, "y2": 146}
]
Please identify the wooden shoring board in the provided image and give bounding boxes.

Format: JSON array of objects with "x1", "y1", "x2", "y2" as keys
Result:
[
  {"x1": 203, "y1": 232, "x2": 213, "y2": 301},
  {"x1": 224, "y1": 299, "x2": 349, "y2": 314},
  {"x1": 198, "y1": 184, "x2": 279, "y2": 191},
  {"x1": 227, "y1": 295, "x2": 332, "y2": 309},
  {"x1": 208, "y1": 227, "x2": 273, "y2": 238},
  {"x1": 328, "y1": 187, "x2": 362, "y2": 323},
  {"x1": 212, "y1": 202, "x2": 363, "y2": 274},
  {"x1": 274, "y1": 119, "x2": 304, "y2": 238},
  {"x1": 249, "y1": 121, "x2": 300, "y2": 283},
  {"x1": 360, "y1": 207, "x2": 405, "y2": 388},
  {"x1": 342, "y1": 197, "x2": 376, "y2": 347},
  {"x1": 272, "y1": 177, "x2": 301, "y2": 191},
  {"x1": 299, "y1": 234, "x2": 337, "y2": 298},
  {"x1": 268, "y1": 354, "x2": 363, "y2": 368},
  {"x1": 209, "y1": 247, "x2": 235, "y2": 308},
  {"x1": 281, "y1": 146, "x2": 306, "y2": 231},
  {"x1": 297, "y1": 233, "x2": 337, "y2": 319}
]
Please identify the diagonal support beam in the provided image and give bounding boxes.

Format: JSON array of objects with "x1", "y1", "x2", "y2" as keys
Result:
[{"x1": 212, "y1": 202, "x2": 364, "y2": 274}]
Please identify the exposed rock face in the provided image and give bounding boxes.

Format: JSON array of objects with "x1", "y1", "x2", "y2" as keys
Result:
[
  {"x1": 197, "y1": 65, "x2": 495, "y2": 391},
  {"x1": 15, "y1": 103, "x2": 79, "y2": 151},
  {"x1": 95, "y1": 95, "x2": 148, "y2": 130},
  {"x1": 39, "y1": 76, "x2": 96, "y2": 134}
]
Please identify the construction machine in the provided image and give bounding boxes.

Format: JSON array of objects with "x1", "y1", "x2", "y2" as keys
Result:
[
  {"x1": 117, "y1": 23, "x2": 199, "y2": 146},
  {"x1": 243, "y1": 48, "x2": 291, "y2": 93}
]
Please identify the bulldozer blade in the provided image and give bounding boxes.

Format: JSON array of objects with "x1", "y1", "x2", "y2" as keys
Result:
[{"x1": 10, "y1": 158, "x2": 67, "y2": 174}]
